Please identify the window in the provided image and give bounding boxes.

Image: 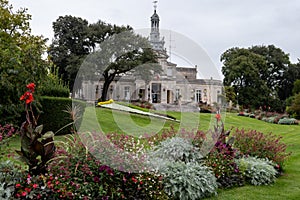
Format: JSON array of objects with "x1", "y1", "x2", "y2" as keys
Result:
[
  {"x1": 167, "y1": 68, "x2": 172, "y2": 76},
  {"x1": 124, "y1": 86, "x2": 130, "y2": 100},
  {"x1": 175, "y1": 88, "x2": 180, "y2": 100},
  {"x1": 195, "y1": 89, "x2": 202, "y2": 103}
]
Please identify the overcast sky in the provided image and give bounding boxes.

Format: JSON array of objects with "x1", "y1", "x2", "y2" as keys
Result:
[{"x1": 9, "y1": 0, "x2": 300, "y2": 78}]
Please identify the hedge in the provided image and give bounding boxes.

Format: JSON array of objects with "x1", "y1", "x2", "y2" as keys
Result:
[{"x1": 38, "y1": 96, "x2": 86, "y2": 135}]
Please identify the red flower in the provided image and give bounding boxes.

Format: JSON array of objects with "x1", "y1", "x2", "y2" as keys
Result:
[
  {"x1": 215, "y1": 113, "x2": 221, "y2": 121},
  {"x1": 15, "y1": 183, "x2": 21, "y2": 188},
  {"x1": 22, "y1": 191, "x2": 27, "y2": 197},
  {"x1": 26, "y1": 82, "x2": 36, "y2": 92},
  {"x1": 20, "y1": 91, "x2": 34, "y2": 104},
  {"x1": 132, "y1": 176, "x2": 138, "y2": 183},
  {"x1": 33, "y1": 183, "x2": 38, "y2": 189}
]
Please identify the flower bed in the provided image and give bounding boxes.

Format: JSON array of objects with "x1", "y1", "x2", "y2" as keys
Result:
[{"x1": 238, "y1": 111, "x2": 299, "y2": 125}]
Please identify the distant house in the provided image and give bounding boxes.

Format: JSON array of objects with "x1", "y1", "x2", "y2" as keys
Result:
[{"x1": 78, "y1": 5, "x2": 223, "y2": 108}]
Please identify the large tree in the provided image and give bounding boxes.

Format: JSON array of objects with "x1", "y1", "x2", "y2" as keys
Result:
[
  {"x1": 278, "y1": 61, "x2": 300, "y2": 101},
  {"x1": 250, "y1": 45, "x2": 290, "y2": 89},
  {"x1": 221, "y1": 47, "x2": 269, "y2": 108},
  {"x1": 48, "y1": 15, "x2": 91, "y2": 91},
  {"x1": 48, "y1": 16, "x2": 131, "y2": 91},
  {"x1": 0, "y1": 0, "x2": 48, "y2": 123},
  {"x1": 50, "y1": 15, "x2": 160, "y2": 101},
  {"x1": 221, "y1": 45, "x2": 297, "y2": 111},
  {"x1": 80, "y1": 31, "x2": 159, "y2": 101}
]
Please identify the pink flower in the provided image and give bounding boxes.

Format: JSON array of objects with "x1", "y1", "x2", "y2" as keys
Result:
[
  {"x1": 22, "y1": 191, "x2": 27, "y2": 196},
  {"x1": 33, "y1": 184, "x2": 38, "y2": 189},
  {"x1": 15, "y1": 183, "x2": 21, "y2": 188}
]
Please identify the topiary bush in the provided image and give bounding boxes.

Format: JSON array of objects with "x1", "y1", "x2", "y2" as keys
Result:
[
  {"x1": 159, "y1": 162, "x2": 217, "y2": 200},
  {"x1": 236, "y1": 156, "x2": 278, "y2": 185},
  {"x1": 38, "y1": 97, "x2": 86, "y2": 135}
]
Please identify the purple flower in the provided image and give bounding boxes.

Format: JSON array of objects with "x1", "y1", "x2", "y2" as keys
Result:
[{"x1": 94, "y1": 176, "x2": 100, "y2": 183}]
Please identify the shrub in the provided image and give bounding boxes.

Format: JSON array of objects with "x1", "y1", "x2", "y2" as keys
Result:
[
  {"x1": 249, "y1": 113, "x2": 256, "y2": 118},
  {"x1": 206, "y1": 140, "x2": 244, "y2": 188},
  {"x1": 205, "y1": 122, "x2": 244, "y2": 188},
  {"x1": 236, "y1": 156, "x2": 278, "y2": 185},
  {"x1": 38, "y1": 97, "x2": 86, "y2": 135},
  {"x1": 160, "y1": 162, "x2": 217, "y2": 200},
  {"x1": 0, "y1": 124, "x2": 18, "y2": 158},
  {"x1": 147, "y1": 137, "x2": 203, "y2": 165},
  {"x1": 38, "y1": 70, "x2": 70, "y2": 97},
  {"x1": 278, "y1": 117, "x2": 298, "y2": 125},
  {"x1": 287, "y1": 93, "x2": 300, "y2": 119},
  {"x1": 233, "y1": 129, "x2": 291, "y2": 172},
  {"x1": 0, "y1": 160, "x2": 24, "y2": 199}
]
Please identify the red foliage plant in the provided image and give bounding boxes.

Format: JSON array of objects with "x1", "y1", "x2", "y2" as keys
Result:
[{"x1": 233, "y1": 129, "x2": 291, "y2": 171}]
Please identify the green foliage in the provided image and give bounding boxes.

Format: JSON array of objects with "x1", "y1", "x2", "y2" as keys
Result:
[
  {"x1": 160, "y1": 162, "x2": 217, "y2": 200},
  {"x1": 0, "y1": 124, "x2": 18, "y2": 158},
  {"x1": 0, "y1": 0, "x2": 48, "y2": 124},
  {"x1": 0, "y1": 160, "x2": 24, "y2": 199},
  {"x1": 292, "y1": 79, "x2": 300, "y2": 95},
  {"x1": 278, "y1": 117, "x2": 298, "y2": 125},
  {"x1": 38, "y1": 69, "x2": 70, "y2": 97},
  {"x1": 262, "y1": 116, "x2": 276, "y2": 123},
  {"x1": 236, "y1": 156, "x2": 278, "y2": 185},
  {"x1": 233, "y1": 129, "x2": 291, "y2": 171},
  {"x1": 221, "y1": 45, "x2": 297, "y2": 111},
  {"x1": 224, "y1": 86, "x2": 237, "y2": 106},
  {"x1": 48, "y1": 15, "x2": 132, "y2": 92},
  {"x1": 221, "y1": 47, "x2": 269, "y2": 108},
  {"x1": 38, "y1": 96, "x2": 86, "y2": 135},
  {"x1": 148, "y1": 137, "x2": 203, "y2": 165},
  {"x1": 287, "y1": 93, "x2": 300, "y2": 119},
  {"x1": 147, "y1": 137, "x2": 217, "y2": 199}
]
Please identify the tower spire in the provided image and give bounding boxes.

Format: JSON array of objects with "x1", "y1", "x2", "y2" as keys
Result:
[
  {"x1": 149, "y1": 0, "x2": 165, "y2": 52},
  {"x1": 153, "y1": 1, "x2": 158, "y2": 11}
]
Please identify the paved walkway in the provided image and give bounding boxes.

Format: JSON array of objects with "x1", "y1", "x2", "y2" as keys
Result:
[{"x1": 99, "y1": 103, "x2": 179, "y2": 122}]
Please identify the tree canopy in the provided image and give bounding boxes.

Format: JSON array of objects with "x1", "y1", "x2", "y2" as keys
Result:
[
  {"x1": 0, "y1": 0, "x2": 48, "y2": 123},
  {"x1": 78, "y1": 31, "x2": 159, "y2": 101},
  {"x1": 221, "y1": 45, "x2": 299, "y2": 111},
  {"x1": 49, "y1": 15, "x2": 160, "y2": 101},
  {"x1": 48, "y1": 15, "x2": 132, "y2": 91}
]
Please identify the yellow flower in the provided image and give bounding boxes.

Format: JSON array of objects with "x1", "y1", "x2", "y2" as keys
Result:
[{"x1": 98, "y1": 99, "x2": 114, "y2": 106}]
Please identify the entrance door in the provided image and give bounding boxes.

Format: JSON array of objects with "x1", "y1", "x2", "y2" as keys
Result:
[
  {"x1": 167, "y1": 90, "x2": 173, "y2": 104},
  {"x1": 151, "y1": 83, "x2": 161, "y2": 103}
]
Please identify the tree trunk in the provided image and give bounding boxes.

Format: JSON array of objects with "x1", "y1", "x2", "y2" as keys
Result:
[{"x1": 99, "y1": 73, "x2": 115, "y2": 102}]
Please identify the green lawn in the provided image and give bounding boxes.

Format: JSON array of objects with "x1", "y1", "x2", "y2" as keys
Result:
[{"x1": 4, "y1": 107, "x2": 300, "y2": 199}]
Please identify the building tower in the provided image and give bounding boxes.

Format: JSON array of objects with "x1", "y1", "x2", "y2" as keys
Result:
[{"x1": 149, "y1": 1, "x2": 165, "y2": 52}]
